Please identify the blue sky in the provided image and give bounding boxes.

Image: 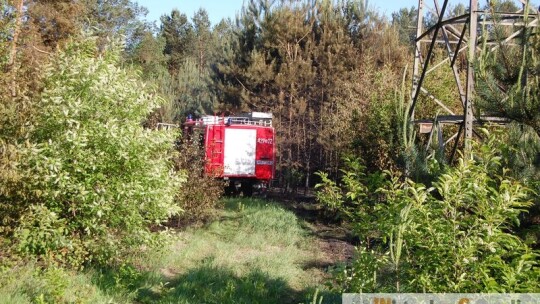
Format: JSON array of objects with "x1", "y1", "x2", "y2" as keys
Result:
[{"x1": 135, "y1": 0, "x2": 423, "y2": 26}]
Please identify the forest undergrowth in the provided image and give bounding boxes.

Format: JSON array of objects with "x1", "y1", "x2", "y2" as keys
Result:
[{"x1": 0, "y1": 198, "x2": 345, "y2": 304}]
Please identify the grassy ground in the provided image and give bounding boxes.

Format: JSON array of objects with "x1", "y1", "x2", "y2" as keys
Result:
[{"x1": 0, "y1": 198, "x2": 340, "y2": 303}]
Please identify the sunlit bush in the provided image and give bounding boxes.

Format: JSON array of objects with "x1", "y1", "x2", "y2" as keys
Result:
[
  {"x1": 171, "y1": 137, "x2": 223, "y2": 226},
  {"x1": 0, "y1": 37, "x2": 184, "y2": 268},
  {"x1": 317, "y1": 132, "x2": 540, "y2": 292}
]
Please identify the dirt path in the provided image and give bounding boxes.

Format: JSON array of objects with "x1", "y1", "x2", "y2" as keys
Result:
[{"x1": 267, "y1": 190, "x2": 356, "y2": 269}]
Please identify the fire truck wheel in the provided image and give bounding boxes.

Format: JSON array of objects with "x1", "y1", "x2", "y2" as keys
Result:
[
  {"x1": 241, "y1": 182, "x2": 253, "y2": 197},
  {"x1": 224, "y1": 183, "x2": 239, "y2": 197}
]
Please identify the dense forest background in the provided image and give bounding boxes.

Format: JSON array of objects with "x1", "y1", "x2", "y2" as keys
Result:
[
  {"x1": 2, "y1": 0, "x2": 418, "y2": 190},
  {"x1": 1, "y1": 0, "x2": 540, "y2": 301}
]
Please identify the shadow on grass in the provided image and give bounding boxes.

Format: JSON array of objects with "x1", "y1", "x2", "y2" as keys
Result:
[
  {"x1": 92, "y1": 262, "x2": 341, "y2": 304},
  {"x1": 140, "y1": 264, "x2": 303, "y2": 304},
  {"x1": 90, "y1": 199, "x2": 343, "y2": 303}
]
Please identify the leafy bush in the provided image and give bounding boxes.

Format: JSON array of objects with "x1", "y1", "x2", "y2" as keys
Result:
[
  {"x1": 316, "y1": 157, "x2": 385, "y2": 232},
  {"x1": 171, "y1": 136, "x2": 223, "y2": 226},
  {"x1": 317, "y1": 132, "x2": 540, "y2": 292},
  {"x1": 0, "y1": 37, "x2": 184, "y2": 268}
]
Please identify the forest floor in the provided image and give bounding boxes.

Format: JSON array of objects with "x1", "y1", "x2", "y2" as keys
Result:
[
  {"x1": 268, "y1": 189, "x2": 356, "y2": 270},
  {"x1": 0, "y1": 196, "x2": 356, "y2": 303}
]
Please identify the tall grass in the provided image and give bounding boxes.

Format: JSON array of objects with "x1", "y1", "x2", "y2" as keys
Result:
[
  {"x1": 0, "y1": 265, "x2": 116, "y2": 303},
  {"x1": 0, "y1": 198, "x2": 334, "y2": 303},
  {"x1": 150, "y1": 198, "x2": 325, "y2": 300}
]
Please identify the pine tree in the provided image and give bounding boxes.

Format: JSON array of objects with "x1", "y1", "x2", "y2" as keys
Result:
[
  {"x1": 212, "y1": 0, "x2": 408, "y2": 186},
  {"x1": 160, "y1": 9, "x2": 194, "y2": 75},
  {"x1": 476, "y1": 5, "x2": 540, "y2": 138}
]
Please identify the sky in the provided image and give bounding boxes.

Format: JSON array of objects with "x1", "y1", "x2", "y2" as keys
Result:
[{"x1": 135, "y1": 0, "x2": 423, "y2": 27}]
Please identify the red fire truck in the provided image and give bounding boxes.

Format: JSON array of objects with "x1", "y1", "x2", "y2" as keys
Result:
[{"x1": 183, "y1": 112, "x2": 275, "y2": 196}]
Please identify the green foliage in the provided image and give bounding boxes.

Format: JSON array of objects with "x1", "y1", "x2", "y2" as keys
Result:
[
  {"x1": 128, "y1": 31, "x2": 168, "y2": 81},
  {"x1": 0, "y1": 263, "x2": 114, "y2": 303},
  {"x1": 112, "y1": 263, "x2": 144, "y2": 291},
  {"x1": 0, "y1": 0, "x2": 14, "y2": 66},
  {"x1": 317, "y1": 132, "x2": 540, "y2": 292},
  {"x1": 331, "y1": 247, "x2": 387, "y2": 293},
  {"x1": 491, "y1": 125, "x2": 540, "y2": 244},
  {"x1": 306, "y1": 289, "x2": 324, "y2": 304},
  {"x1": 82, "y1": 0, "x2": 150, "y2": 50},
  {"x1": 171, "y1": 58, "x2": 216, "y2": 117},
  {"x1": 394, "y1": 68, "x2": 433, "y2": 181},
  {"x1": 160, "y1": 9, "x2": 194, "y2": 74},
  {"x1": 349, "y1": 66, "x2": 402, "y2": 171},
  {"x1": 15, "y1": 205, "x2": 72, "y2": 262},
  {"x1": 392, "y1": 6, "x2": 417, "y2": 46},
  {"x1": 172, "y1": 137, "x2": 224, "y2": 225},
  {"x1": 476, "y1": 2, "x2": 540, "y2": 137},
  {"x1": 498, "y1": 124, "x2": 540, "y2": 182},
  {"x1": 145, "y1": 8, "x2": 222, "y2": 124},
  {"x1": 214, "y1": 0, "x2": 409, "y2": 186},
  {"x1": 316, "y1": 156, "x2": 384, "y2": 236},
  {"x1": 0, "y1": 37, "x2": 184, "y2": 268}
]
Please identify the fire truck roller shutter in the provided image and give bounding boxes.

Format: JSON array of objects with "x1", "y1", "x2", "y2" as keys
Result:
[{"x1": 223, "y1": 128, "x2": 257, "y2": 176}]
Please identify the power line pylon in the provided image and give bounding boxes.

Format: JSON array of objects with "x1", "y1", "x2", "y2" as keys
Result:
[{"x1": 410, "y1": 0, "x2": 538, "y2": 161}]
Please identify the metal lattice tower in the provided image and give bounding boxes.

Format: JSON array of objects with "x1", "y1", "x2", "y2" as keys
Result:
[{"x1": 410, "y1": 0, "x2": 538, "y2": 161}]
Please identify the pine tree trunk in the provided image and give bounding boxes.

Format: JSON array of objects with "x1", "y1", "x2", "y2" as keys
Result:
[
  {"x1": 7, "y1": 0, "x2": 24, "y2": 97},
  {"x1": 7, "y1": 0, "x2": 23, "y2": 68}
]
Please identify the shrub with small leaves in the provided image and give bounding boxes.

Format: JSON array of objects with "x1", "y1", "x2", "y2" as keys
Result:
[
  {"x1": 1, "y1": 37, "x2": 184, "y2": 268},
  {"x1": 171, "y1": 136, "x2": 223, "y2": 226},
  {"x1": 318, "y1": 131, "x2": 540, "y2": 292}
]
